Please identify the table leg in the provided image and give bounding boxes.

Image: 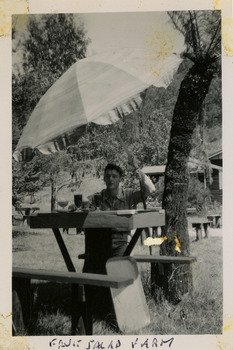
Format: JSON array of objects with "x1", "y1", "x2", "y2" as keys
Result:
[
  {"x1": 216, "y1": 216, "x2": 221, "y2": 228},
  {"x1": 153, "y1": 227, "x2": 158, "y2": 238},
  {"x1": 52, "y1": 228, "x2": 76, "y2": 272},
  {"x1": 23, "y1": 209, "x2": 30, "y2": 225},
  {"x1": 52, "y1": 228, "x2": 91, "y2": 334},
  {"x1": 123, "y1": 228, "x2": 144, "y2": 256},
  {"x1": 213, "y1": 217, "x2": 216, "y2": 228},
  {"x1": 193, "y1": 224, "x2": 202, "y2": 241},
  {"x1": 71, "y1": 285, "x2": 91, "y2": 335},
  {"x1": 203, "y1": 223, "x2": 209, "y2": 238}
]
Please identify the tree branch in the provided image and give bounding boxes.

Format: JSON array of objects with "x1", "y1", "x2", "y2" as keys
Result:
[{"x1": 206, "y1": 19, "x2": 221, "y2": 56}]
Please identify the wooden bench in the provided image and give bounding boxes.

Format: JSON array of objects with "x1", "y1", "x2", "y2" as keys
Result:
[
  {"x1": 191, "y1": 220, "x2": 211, "y2": 240},
  {"x1": 79, "y1": 254, "x2": 197, "y2": 265},
  {"x1": 12, "y1": 257, "x2": 150, "y2": 335},
  {"x1": 13, "y1": 267, "x2": 133, "y2": 288},
  {"x1": 133, "y1": 255, "x2": 197, "y2": 301},
  {"x1": 78, "y1": 254, "x2": 197, "y2": 295},
  {"x1": 133, "y1": 255, "x2": 197, "y2": 264},
  {"x1": 12, "y1": 266, "x2": 133, "y2": 336}
]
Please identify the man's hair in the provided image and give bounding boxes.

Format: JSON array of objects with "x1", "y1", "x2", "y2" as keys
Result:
[{"x1": 104, "y1": 163, "x2": 124, "y2": 177}]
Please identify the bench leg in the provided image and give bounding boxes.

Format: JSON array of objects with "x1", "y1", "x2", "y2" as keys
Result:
[
  {"x1": 12, "y1": 289, "x2": 25, "y2": 335},
  {"x1": 12, "y1": 277, "x2": 32, "y2": 335}
]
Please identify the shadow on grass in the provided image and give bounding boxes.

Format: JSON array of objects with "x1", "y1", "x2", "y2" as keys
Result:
[
  {"x1": 32, "y1": 282, "x2": 76, "y2": 335},
  {"x1": 33, "y1": 282, "x2": 73, "y2": 315},
  {"x1": 14, "y1": 281, "x2": 120, "y2": 336},
  {"x1": 12, "y1": 229, "x2": 44, "y2": 238},
  {"x1": 13, "y1": 246, "x2": 31, "y2": 252},
  {"x1": 13, "y1": 281, "x2": 73, "y2": 336}
]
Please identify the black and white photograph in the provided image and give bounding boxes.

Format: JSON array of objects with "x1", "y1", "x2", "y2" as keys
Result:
[
  {"x1": 1, "y1": 0, "x2": 232, "y2": 349},
  {"x1": 11, "y1": 8, "x2": 223, "y2": 336}
]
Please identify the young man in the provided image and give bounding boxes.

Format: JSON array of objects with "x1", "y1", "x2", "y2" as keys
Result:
[{"x1": 83, "y1": 163, "x2": 155, "y2": 273}]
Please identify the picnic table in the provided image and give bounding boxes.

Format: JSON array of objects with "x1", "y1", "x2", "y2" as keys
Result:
[
  {"x1": 29, "y1": 209, "x2": 165, "y2": 267},
  {"x1": 207, "y1": 214, "x2": 221, "y2": 228},
  {"x1": 15, "y1": 206, "x2": 40, "y2": 224},
  {"x1": 189, "y1": 217, "x2": 212, "y2": 240},
  {"x1": 13, "y1": 209, "x2": 165, "y2": 335}
]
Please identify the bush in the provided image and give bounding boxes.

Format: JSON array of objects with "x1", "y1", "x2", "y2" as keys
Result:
[{"x1": 187, "y1": 177, "x2": 211, "y2": 214}]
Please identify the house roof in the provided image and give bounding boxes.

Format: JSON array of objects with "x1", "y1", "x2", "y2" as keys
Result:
[
  {"x1": 142, "y1": 165, "x2": 166, "y2": 175},
  {"x1": 208, "y1": 150, "x2": 222, "y2": 160},
  {"x1": 142, "y1": 158, "x2": 222, "y2": 176},
  {"x1": 142, "y1": 158, "x2": 205, "y2": 175}
]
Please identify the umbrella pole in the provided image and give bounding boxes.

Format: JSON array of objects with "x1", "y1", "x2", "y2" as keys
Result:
[
  {"x1": 111, "y1": 123, "x2": 132, "y2": 161},
  {"x1": 111, "y1": 123, "x2": 151, "y2": 252},
  {"x1": 139, "y1": 177, "x2": 152, "y2": 254},
  {"x1": 111, "y1": 123, "x2": 147, "y2": 207},
  {"x1": 111, "y1": 123, "x2": 147, "y2": 206}
]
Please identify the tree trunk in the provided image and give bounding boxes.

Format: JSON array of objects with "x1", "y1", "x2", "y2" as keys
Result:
[{"x1": 158, "y1": 63, "x2": 214, "y2": 303}]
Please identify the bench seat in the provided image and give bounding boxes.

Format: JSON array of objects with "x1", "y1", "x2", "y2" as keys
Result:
[
  {"x1": 13, "y1": 267, "x2": 133, "y2": 289},
  {"x1": 133, "y1": 255, "x2": 196, "y2": 264}
]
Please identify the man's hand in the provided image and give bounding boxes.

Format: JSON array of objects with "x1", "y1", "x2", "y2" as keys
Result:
[{"x1": 138, "y1": 170, "x2": 156, "y2": 196}]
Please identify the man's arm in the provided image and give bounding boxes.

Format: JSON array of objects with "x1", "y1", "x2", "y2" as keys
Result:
[
  {"x1": 127, "y1": 155, "x2": 155, "y2": 201},
  {"x1": 137, "y1": 170, "x2": 156, "y2": 197}
]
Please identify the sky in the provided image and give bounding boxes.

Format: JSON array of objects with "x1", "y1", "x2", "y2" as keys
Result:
[
  {"x1": 78, "y1": 11, "x2": 185, "y2": 56},
  {"x1": 13, "y1": 11, "x2": 186, "y2": 72}
]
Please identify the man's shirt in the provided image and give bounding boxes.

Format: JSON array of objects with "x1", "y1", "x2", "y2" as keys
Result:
[
  {"x1": 89, "y1": 187, "x2": 143, "y2": 234},
  {"x1": 96, "y1": 187, "x2": 142, "y2": 211}
]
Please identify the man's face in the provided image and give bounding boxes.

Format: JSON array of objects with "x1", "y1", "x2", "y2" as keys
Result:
[{"x1": 104, "y1": 169, "x2": 121, "y2": 192}]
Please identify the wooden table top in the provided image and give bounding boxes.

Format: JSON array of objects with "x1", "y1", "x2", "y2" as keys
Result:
[{"x1": 29, "y1": 209, "x2": 165, "y2": 230}]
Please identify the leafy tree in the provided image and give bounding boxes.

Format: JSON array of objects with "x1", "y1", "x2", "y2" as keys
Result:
[
  {"x1": 187, "y1": 177, "x2": 211, "y2": 213},
  {"x1": 13, "y1": 14, "x2": 89, "y2": 136},
  {"x1": 157, "y1": 10, "x2": 221, "y2": 303},
  {"x1": 12, "y1": 14, "x2": 90, "y2": 210}
]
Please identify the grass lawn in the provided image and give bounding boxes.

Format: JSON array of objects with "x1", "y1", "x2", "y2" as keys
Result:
[{"x1": 12, "y1": 223, "x2": 223, "y2": 336}]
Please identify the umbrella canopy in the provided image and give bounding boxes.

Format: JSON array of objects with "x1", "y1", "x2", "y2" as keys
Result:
[{"x1": 13, "y1": 48, "x2": 183, "y2": 162}]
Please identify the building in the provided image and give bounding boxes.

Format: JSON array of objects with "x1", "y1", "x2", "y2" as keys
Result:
[
  {"x1": 207, "y1": 150, "x2": 222, "y2": 203},
  {"x1": 142, "y1": 150, "x2": 223, "y2": 204}
]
